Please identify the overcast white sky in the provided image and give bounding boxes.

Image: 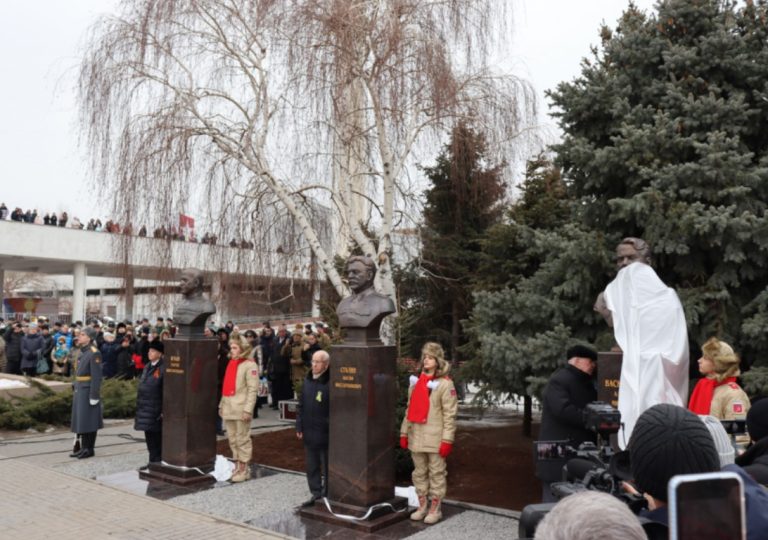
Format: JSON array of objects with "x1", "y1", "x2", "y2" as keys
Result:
[{"x1": 0, "y1": 0, "x2": 656, "y2": 221}]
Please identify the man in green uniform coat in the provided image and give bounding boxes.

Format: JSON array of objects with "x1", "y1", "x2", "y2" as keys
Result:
[{"x1": 70, "y1": 327, "x2": 104, "y2": 459}]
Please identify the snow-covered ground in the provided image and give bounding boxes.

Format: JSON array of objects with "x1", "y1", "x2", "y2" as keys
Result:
[{"x1": 0, "y1": 378, "x2": 28, "y2": 389}]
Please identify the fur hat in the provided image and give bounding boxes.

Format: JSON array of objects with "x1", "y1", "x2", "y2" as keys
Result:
[
  {"x1": 230, "y1": 335, "x2": 252, "y2": 359},
  {"x1": 629, "y1": 404, "x2": 719, "y2": 502},
  {"x1": 148, "y1": 341, "x2": 164, "y2": 354},
  {"x1": 420, "y1": 342, "x2": 450, "y2": 377},
  {"x1": 701, "y1": 337, "x2": 740, "y2": 381},
  {"x1": 566, "y1": 344, "x2": 598, "y2": 363}
]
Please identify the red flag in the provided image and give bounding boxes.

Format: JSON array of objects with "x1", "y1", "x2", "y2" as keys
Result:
[{"x1": 179, "y1": 214, "x2": 195, "y2": 229}]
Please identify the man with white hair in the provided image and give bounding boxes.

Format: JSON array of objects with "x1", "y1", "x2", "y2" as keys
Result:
[
  {"x1": 534, "y1": 491, "x2": 647, "y2": 540},
  {"x1": 296, "y1": 349, "x2": 330, "y2": 507}
]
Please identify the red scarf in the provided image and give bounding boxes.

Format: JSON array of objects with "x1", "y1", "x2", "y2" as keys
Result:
[
  {"x1": 407, "y1": 373, "x2": 434, "y2": 424},
  {"x1": 688, "y1": 376, "x2": 737, "y2": 415},
  {"x1": 222, "y1": 358, "x2": 247, "y2": 397}
]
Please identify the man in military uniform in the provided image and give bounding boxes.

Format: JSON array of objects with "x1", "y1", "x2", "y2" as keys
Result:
[{"x1": 70, "y1": 326, "x2": 104, "y2": 459}]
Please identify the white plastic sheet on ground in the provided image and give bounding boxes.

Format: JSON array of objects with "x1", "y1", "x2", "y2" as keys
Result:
[
  {"x1": 395, "y1": 485, "x2": 418, "y2": 507},
  {"x1": 605, "y1": 263, "x2": 689, "y2": 449},
  {"x1": 212, "y1": 454, "x2": 235, "y2": 482}
]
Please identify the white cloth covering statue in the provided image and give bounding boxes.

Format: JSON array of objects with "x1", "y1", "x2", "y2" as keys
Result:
[{"x1": 604, "y1": 262, "x2": 689, "y2": 448}]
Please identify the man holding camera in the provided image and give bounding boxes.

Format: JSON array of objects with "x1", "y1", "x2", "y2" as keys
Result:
[{"x1": 537, "y1": 345, "x2": 598, "y2": 502}]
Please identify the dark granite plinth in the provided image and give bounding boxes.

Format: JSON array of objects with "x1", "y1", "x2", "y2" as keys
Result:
[
  {"x1": 140, "y1": 336, "x2": 218, "y2": 487},
  {"x1": 328, "y1": 344, "x2": 397, "y2": 507},
  {"x1": 597, "y1": 352, "x2": 622, "y2": 408},
  {"x1": 299, "y1": 496, "x2": 410, "y2": 533}
]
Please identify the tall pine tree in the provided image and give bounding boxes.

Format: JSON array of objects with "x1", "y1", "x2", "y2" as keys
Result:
[{"x1": 399, "y1": 123, "x2": 505, "y2": 361}]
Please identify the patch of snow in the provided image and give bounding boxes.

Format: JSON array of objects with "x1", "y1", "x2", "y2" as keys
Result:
[{"x1": 0, "y1": 379, "x2": 28, "y2": 389}]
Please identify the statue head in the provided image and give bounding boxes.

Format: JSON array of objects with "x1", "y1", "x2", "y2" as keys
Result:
[
  {"x1": 616, "y1": 237, "x2": 652, "y2": 270},
  {"x1": 345, "y1": 256, "x2": 376, "y2": 294},
  {"x1": 179, "y1": 268, "x2": 204, "y2": 298}
]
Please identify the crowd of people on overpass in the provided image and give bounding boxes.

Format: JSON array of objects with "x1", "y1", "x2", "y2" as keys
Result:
[{"x1": 0, "y1": 202, "x2": 259, "y2": 250}]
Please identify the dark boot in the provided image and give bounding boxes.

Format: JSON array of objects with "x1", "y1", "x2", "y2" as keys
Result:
[
  {"x1": 69, "y1": 435, "x2": 82, "y2": 458},
  {"x1": 78, "y1": 432, "x2": 96, "y2": 459}
]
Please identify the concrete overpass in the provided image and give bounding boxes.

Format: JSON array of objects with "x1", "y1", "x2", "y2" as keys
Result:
[{"x1": 0, "y1": 220, "x2": 315, "y2": 322}]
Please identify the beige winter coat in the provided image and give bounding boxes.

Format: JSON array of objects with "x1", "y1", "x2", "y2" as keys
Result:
[
  {"x1": 710, "y1": 381, "x2": 751, "y2": 420},
  {"x1": 218, "y1": 358, "x2": 259, "y2": 420},
  {"x1": 400, "y1": 370, "x2": 458, "y2": 453}
]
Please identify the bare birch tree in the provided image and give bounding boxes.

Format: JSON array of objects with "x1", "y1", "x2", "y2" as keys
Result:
[{"x1": 79, "y1": 0, "x2": 534, "y2": 305}]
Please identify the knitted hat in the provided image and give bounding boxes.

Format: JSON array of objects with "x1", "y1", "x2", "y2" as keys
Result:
[
  {"x1": 566, "y1": 344, "x2": 598, "y2": 363},
  {"x1": 701, "y1": 337, "x2": 739, "y2": 375},
  {"x1": 747, "y1": 398, "x2": 768, "y2": 442},
  {"x1": 629, "y1": 404, "x2": 719, "y2": 501},
  {"x1": 698, "y1": 415, "x2": 735, "y2": 467},
  {"x1": 148, "y1": 341, "x2": 164, "y2": 354}
]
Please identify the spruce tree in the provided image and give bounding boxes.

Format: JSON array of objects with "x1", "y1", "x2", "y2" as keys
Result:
[
  {"x1": 399, "y1": 123, "x2": 505, "y2": 361},
  {"x1": 470, "y1": 0, "x2": 768, "y2": 409}
]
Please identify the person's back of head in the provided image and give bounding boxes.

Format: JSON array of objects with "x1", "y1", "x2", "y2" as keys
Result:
[
  {"x1": 746, "y1": 397, "x2": 768, "y2": 443},
  {"x1": 534, "y1": 491, "x2": 647, "y2": 540},
  {"x1": 698, "y1": 414, "x2": 735, "y2": 467},
  {"x1": 629, "y1": 404, "x2": 720, "y2": 502}
]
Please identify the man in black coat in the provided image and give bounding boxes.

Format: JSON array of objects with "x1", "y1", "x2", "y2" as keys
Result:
[
  {"x1": 537, "y1": 344, "x2": 598, "y2": 502},
  {"x1": 301, "y1": 333, "x2": 322, "y2": 369},
  {"x1": 269, "y1": 324, "x2": 293, "y2": 409},
  {"x1": 3, "y1": 323, "x2": 24, "y2": 374},
  {"x1": 20, "y1": 323, "x2": 44, "y2": 376},
  {"x1": 135, "y1": 341, "x2": 165, "y2": 467},
  {"x1": 296, "y1": 349, "x2": 330, "y2": 507}
]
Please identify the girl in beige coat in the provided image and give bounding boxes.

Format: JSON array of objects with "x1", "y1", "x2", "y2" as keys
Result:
[
  {"x1": 219, "y1": 336, "x2": 259, "y2": 482},
  {"x1": 400, "y1": 342, "x2": 458, "y2": 525}
]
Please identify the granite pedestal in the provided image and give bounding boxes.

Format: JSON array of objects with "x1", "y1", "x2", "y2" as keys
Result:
[
  {"x1": 299, "y1": 342, "x2": 409, "y2": 532},
  {"x1": 597, "y1": 351, "x2": 622, "y2": 450},
  {"x1": 140, "y1": 336, "x2": 218, "y2": 486},
  {"x1": 597, "y1": 351, "x2": 622, "y2": 408}
]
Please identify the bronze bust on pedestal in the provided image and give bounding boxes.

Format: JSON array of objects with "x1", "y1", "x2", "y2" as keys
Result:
[
  {"x1": 336, "y1": 256, "x2": 395, "y2": 344},
  {"x1": 173, "y1": 268, "x2": 216, "y2": 337}
]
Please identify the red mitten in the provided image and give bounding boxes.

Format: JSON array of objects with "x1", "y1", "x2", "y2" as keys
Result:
[
  {"x1": 400, "y1": 436, "x2": 408, "y2": 450},
  {"x1": 439, "y1": 441, "x2": 453, "y2": 458}
]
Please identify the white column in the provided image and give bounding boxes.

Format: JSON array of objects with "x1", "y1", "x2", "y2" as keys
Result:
[
  {"x1": 124, "y1": 272, "x2": 134, "y2": 322},
  {"x1": 72, "y1": 263, "x2": 87, "y2": 324}
]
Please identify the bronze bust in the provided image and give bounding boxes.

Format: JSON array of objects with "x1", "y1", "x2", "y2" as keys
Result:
[
  {"x1": 173, "y1": 268, "x2": 216, "y2": 333},
  {"x1": 337, "y1": 256, "x2": 395, "y2": 342},
  {"x1": 594, "y1": 237, "x2": 653, "y2": 326}
]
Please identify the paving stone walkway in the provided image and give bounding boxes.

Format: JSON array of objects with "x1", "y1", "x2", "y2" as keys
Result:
[{"x1": 0, "y1": 457, "x2": 290, "y2": 540}]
